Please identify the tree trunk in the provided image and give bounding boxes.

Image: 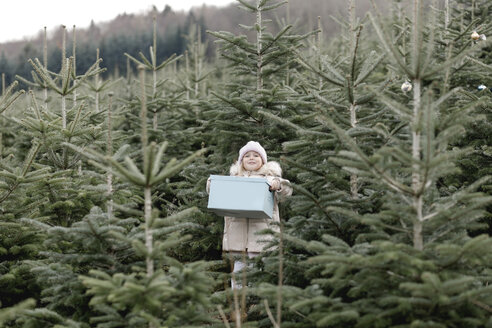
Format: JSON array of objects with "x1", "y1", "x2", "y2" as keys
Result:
[
  {"x1": 412, "y1": 79, "x2": 423, "y2": 250},
  {"x1": 107, "y1": 94, "x2": 113, "y2": 219},
  {"x1": 61, "y1": 95, "x2": 66, "y2": 129},
  {"x1": 256, "y1": 0, "x2": 263, "y2": 91},
  {"x1": 350, "y1": 103, "x2": 358, "y2": 199},
  {"x1": 144, "y1": 186, "x2": 154, "y2": 276}
]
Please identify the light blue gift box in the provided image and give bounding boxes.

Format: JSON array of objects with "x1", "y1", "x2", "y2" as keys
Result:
[{"x1": 207, "y1": 175, "x2": 274, "y2": 219}]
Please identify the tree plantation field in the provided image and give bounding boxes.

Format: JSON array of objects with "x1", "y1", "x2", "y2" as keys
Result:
[{"x1": 0, "y1": 0, "x2": 491, "y2": 327}]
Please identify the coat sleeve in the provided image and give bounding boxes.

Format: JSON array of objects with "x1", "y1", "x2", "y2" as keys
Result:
[
  {"x1": 266, "y1": 176, "x2": 292, "y2": 201},
  {"x1": 277, "y1": 177, "x2": 293, "y2": 199}
]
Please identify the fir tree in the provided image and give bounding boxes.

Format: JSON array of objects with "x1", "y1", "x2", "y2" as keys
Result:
[
  {"x1": 270, "y1": 0, "x2": 492, "y2": 326},
  {"x1": 206, "y1": 0, "x2": 308, "y2": 158},
  {"x1": 64, "y1": 66, "x2": 212, "y2": 327},
  {"x1": 441, "y1": 0, "x2": 492, "y2": 237},
  {"x1": 125, "y1": 16, "x2": 182, "y2": 130},
  {"x1": 203, "y1": 0, "x2": 312, "y2": 323},
  {"x1": 0, "y1": 82, "x2": 45, "y2": 312}
]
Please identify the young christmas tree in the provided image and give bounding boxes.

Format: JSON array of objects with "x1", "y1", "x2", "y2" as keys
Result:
[
  {"x1": 266, "y1": 0, "x2": 492, "y2": 326},
  {"x1": 0, "y1": 81, "x2": 45, "y2": 324},
  {"x1": 66, "y1": 66, "x2": 212, "y2": 327},
  {"x1": 442, "y1": 0, "x2": 492, "y2": 238},
  {"x1": 203, "y1": 0, "x2": 314, "y2": 323}
]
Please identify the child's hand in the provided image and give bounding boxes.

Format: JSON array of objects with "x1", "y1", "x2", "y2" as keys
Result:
[{"x1": 269, "y1": 179, "x2": 281, "y2": 191}]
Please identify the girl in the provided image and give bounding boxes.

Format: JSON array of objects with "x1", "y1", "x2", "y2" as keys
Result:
[{"x1": 208, "y1": 141, "x2": 292, "y2": 288}]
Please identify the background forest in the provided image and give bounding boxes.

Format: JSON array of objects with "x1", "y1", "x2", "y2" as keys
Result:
[
  {"x1": 0, "y1": 0, "x2": 388, "y2": 85},
  {"x1": 0, "y1": 0, "x2": 491, "y2": 327}
]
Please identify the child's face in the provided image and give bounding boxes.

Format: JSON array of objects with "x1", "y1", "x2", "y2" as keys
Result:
[{"x1": 242, "y1": 151, "x2": 263, "y2": 171}]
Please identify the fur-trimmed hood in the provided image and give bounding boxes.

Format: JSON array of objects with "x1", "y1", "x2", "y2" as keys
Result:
[{"x1": 229, "y1": 161, "x2": 282, "y2": 177}]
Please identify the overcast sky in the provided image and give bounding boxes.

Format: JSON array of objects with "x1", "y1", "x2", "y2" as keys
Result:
[{"x1": 0, "y1": 0, "x2": 235, "y2": 43}]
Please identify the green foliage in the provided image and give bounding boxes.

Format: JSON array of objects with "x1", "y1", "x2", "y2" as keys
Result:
[
  {"x1": 281, "y1": 236, "x2": 492, "y2": 327},
  {"x1": 81, "y1": 261, "x2": 215, "y2": 327},
  {"x1": 0, "y1": 81, "x2": 25, "y2": 114},
  {"x1": 0, "y1": 299, "x2": 36, "y2": 327},
  {"x1": 0, "y1": 1, "x2": 491, "y2": 327}
]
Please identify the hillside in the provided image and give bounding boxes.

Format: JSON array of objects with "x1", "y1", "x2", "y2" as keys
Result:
[{"x1": 0, "y1": 0, "x2": 389, "y2": 84}]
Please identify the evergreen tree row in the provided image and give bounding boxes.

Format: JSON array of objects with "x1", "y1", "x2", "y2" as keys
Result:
[
  {"x1": 0, "y1": 0, "x2": 491, "y2": 327},
  {"x1": 0, "y1": 14, "x2": 207, "y2": 86}
]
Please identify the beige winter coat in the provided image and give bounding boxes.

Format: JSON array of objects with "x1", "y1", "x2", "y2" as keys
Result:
[{"x1": 208, "y1": 161, "x2": 292, "y2": 253}]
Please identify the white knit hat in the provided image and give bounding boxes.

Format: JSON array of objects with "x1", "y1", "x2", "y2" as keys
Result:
[{"x1": 238, "y1": 141, "x2": 267, "y2": 164}]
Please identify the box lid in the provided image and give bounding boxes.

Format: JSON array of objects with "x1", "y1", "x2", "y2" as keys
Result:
[
  {"x1": 210, "y1": 175, "x2": 269, "y2": 184},
  {"x1": 208, "y1": 174, "x2": 273, "y2": 219}
]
